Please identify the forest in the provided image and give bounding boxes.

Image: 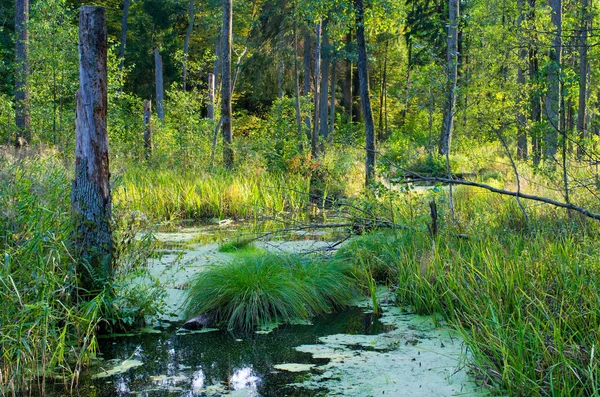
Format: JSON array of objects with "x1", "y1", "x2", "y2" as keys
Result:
[{"x1": 1, "y1": 0, "x2": 600, "y2": 395}]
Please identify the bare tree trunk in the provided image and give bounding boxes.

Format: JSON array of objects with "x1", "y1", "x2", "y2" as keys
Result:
[
  {"x1": 208, "y1": 29, "x2": 221, "y2": 120},
  {"x1": 319, "y1": 21, "x2": 330, "y2": 147},
  {"x1": 516, "y1": 0, "x2": 528, "y2": 159},
  {"x1": 329, "y1": 57, "x2": 337, "y2": 143},
  {"x1": 439, "y1": 0, "x2": 459, "y2": 155},
  {"x1": 277, "y1": 32, "x2": 285, "y2": 99},
  {"x1": 577, "y1": 0, "x2": 589, "y2": 158},
  {"x1": 143, "y1": 100, "x2": 153, "y2": 159},
  {"x1": 15, "y1": 0, "x2": 30, "y2": 146},
  {"x1": 221, "y1": 0, "x2": 233, "y2": 168},
  {"x1": 155, "y1": 48, "x2": 165, "y2": 121},
  {"x1": 294, "y1": 21, "x2": 303, "y2": 148},
  {"x1": 378, "y1": 40, "x2": 388, "y2": 142},
  {"x1": 544, "y1": 0, "x2": 562, "y2": 160},
  {"x1": 355, "y1": 0, "x2": 375, "y2": 186},
  {"x1": 303, "y1": 29, "x2": 312, "y2": 140},
  {"x1": 118, "y1": 0, "x2": 129, "y2": 70},
  {"x1": 342, "y1": 33, "x2": 352, "y2": 122},
  {"x1": 72, "y1": 6, "x2": 112, "y2": 296},
  {"x1": 311, "y1": 20, "x2": 322, "y2": 158},
  {"x1": 182, "y1": 0, "x2": 195, "y2": 91}
]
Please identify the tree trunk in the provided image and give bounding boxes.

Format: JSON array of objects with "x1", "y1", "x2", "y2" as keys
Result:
[
  {"x1": 516, "y1": 0, "x2": 528, "y2": 159},
  {"x1": 208, "y1": 29, "x2": 221, "y2": 120},
  {"x1": 182, "y1": 0, "x2": 195, "y2": 91},
  {"x1": 303, "y1": 29, "x2": 312, "y2": 140},
  {"x1": 319, "y1": 21, "x2": 330, "y2": 146},
  {"x1": 544, "y1": 0, "x2": 562, "y2": 160},
  {"x1": 118, "y1": 0, "x2": 129, "y2": 70},
  {"x1": 355, "y1": 0, "x2": 375, "y2": 186},
  {"x1": 15, "y1": 0, "x2": 30, "y2": 146},
  {"x1": 439, "y1": 0, "x2": 459, "y2": 156},
  {"x1": 577, "y1": 0, "x2": 589, "y2": 158},
  {"x1": 72, "y1": 6, "x2": 112, "y2": 296},
  {"x1": 294, "y1": 21, "x2": 303, "y2": 147},
  {"x1": 278, "y1": 32, "x2": 285, "y2": 99},
  {"x1": 311, "y1": 21, "x2": 322, "y2": 158},
  {"x1": 221, "y1": 0, "x2": 233, "y2": 168},
  {"x1": 342, "y1": 33, "x2": 352, "y2": 122},
  {"x1": 143, "y1": 100, "x2": 153, "y2": 159},
  {"x1": 378, "y1": 40, "x2": 388, "y2": 142},
  {"x1": 329, "y1": 57, "x2": 337, "y2": 143},
  {"x1": 155, "y1": 48, "x2": 165, "y2": 121}
]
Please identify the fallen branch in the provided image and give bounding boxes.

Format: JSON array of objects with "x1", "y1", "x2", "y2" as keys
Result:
[{"x1": 400, "y1": 176, "x2": 600, "y2": 221}]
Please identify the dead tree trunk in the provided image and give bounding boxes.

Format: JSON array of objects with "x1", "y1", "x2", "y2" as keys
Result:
[
  {"x1": 355, "y1": 0, "x2": 375, "y2": 185},
  {"x1": 72, "y1": 6, "x2": 112, "y2": 296},
  {"x1": 208, "y1": 73, "x2": 216, "y2": 119},
  {"x1": 439, "y1": 0, "x2": 459, "y2": 156},
  {"x1": 311, "y1": 20, "x2": 322, "y2": 158},
  {"x1": 208, "y1": 29, "x2": 221, "y2": 120},
  {"x1": 342, "y1": 33, "x2": 352, "y2": 123},
  {"x1": 544, "y1": 0, "x2": 562, "y2": 160},
  {"x1": 182, "y1": 0, "x2": 195, "y2": 91},
  {"x1": 143, "y1": 100, "x2": 153, "y2": 159},
  {"x1": 15, "y1": 0, "x2": 30, "y2": 146},
  {"x1": 303, "y1": 29, "x2": 312, "y2": 141},
  {"x1": 221, "y1": 0, "x2": 233, "y2": 168},
  {"x1": 118, "y1": 0, "x2": 129, "y2": 70},
  {"x1": 329, "y1": 57, "x2": 337, "y2": 143},
  {"x1": 155, "y1": 48, "x2": 165, "y2": 121},
  {"x1": 294, "y1": 21, "x2": 303, "y2": 147},
  {"x1": 577, "y1": 0, "x2": 589, "y2": 158},
  {"x1": 319, "y1": 21, "x2": 330, "y2": 147}
]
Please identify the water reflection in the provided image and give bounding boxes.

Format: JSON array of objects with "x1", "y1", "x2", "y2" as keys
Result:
[
  {"x1": 230, "y1": 367, "x2": 259, "y2": 390},
  {"x1": 191, "y1": 370, "x2": 205, "y2": 392}
]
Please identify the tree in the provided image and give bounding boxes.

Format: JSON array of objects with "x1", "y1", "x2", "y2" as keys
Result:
[
  {"x1": 182, "y1": 0, "x2": 194, "y2": 91},
  {"x1": 544, "y1": 0, "x2": 561, "y2": 160},
  {"x1": 15, "y1": 0, "x2": 30, "y2": 146},
  {"x1": 516, "y1": 0, "x2": 528, "y2": 159},
  {"x1": 576, "y1": 0, "x2": 590, "y2": 158},
  {"x1": 221, "y1": 0, "x2": 233, "y2": 168},
  {"x1": 354, "y1": 0, "x2": 375, "y2": 185},
  {"x1": 118, "y1": 0, "x2": 129, "y2": 70},
  {"x1": 155, "y1": 48, "x2": 165, "y2": 121},
  {"x1": 439, "y1": 0, "x2": 459, "y2": 156},
  {"x1": 72, "y1": 6, "x2": 112, "y2": 296}
]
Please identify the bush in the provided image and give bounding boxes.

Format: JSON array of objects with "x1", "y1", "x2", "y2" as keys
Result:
[{"x1": 185, "y1": 254, "x2": 358, "y2": 332}]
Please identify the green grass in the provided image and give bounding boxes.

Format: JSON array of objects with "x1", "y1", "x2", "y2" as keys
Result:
[
  {"x1": 218, "y1": 238, "x2": 260, "y2": 253},
  {"x1": 343, "y1": 190, "x2": 600, "y2": 397},
  {"x1": 184, "y1": 254, "x2": 359, "y2": 332}
]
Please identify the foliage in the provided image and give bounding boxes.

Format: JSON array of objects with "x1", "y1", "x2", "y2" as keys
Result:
[{"x1": 184, "y1": 253, "x2": 358, "y2": 332}]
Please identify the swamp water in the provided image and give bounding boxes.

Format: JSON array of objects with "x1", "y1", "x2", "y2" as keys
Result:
[{"x1": 63, "y1": 221, "x2": 491, "y2": 397}]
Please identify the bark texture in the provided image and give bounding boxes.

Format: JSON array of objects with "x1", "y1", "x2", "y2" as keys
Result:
[
  {"x1": 319, "y1": 21, "x2": 330, "y2": 145},
  {"x1": 221, "y1": 0, "x2": 233, "y2": 167},
  {"x1": 355, "y1": 0, "x2": 376, "y2": 185},
  {"x1": 143, "y1": 100, "x2": 153, "y2": 158},
  {"x1": 118, "y1": 0, "x2": 129, "y2": 70},
  {"x1": 544, "y1": 0, "x2": 562, "y2": 160},
  {"x1": 15, "y1": 0, "x2": 30, "y2": 145},
  {"x1": 182, "y1": 0, "x2": 195, "y2": 91},
  {"x1": 208, "y1": 73, "x2": 216, "y2": 119},
  {"x1": 516, "y1": 0, "x2": 528, "y2": 159},
  {"x1": 155, "y1": 48, "x2": 165, "y2": 121},
  {"x1": 577, "y1": 0, "x2": 589, "y2": 158},
  {"x1": 311, "y1": 21, "x2": 322, "y2": 158},
  {"x1": 303, "y1": 30, "x2": 312, "y2": 139},
  {"x1": 72, "y1": 6, "x2": 112, "y2": 296},
  {"x1": 439, "y1": 0, "x2": 459, "y2": 155}
]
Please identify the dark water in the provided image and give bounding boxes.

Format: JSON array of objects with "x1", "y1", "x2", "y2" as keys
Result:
[{"x1": 61, "y1": 308, "x2": 393, "y2": 397}]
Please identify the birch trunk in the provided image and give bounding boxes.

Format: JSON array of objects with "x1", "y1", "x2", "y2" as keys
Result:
[
  {"x1": 577, "y1": 0, "x2": 589, "y2": 158},
  {"x1": 72, "y1": 6, "x2": 112, "y2": 296},
  {"x1": 319, "y1": 21, "x2": 330, "y2": 146},
  {"x1": 303, "y1": 30, "x2": 312, "y2": 139},
  {"x1": 516, "y1": 0, "x2": 528, "y2": 159},
  {"x1": 143, "y1": 100, "x2": 153, "y2": 159},
  {"x1": 311, "y1": 21, "x2": 322, "y2": 158},
  {"x1": 155, "y1": 48, "x2": 165, "y2": 121},
  {"x1": 439, "y1": 0, "x2": 459, "y2": 156},
  {"x1": 329, "y1": 58, "x2": 337, "y2": 143},
  {"x1": 544, "y1": 0, "x2": 562, "y2": 160}
]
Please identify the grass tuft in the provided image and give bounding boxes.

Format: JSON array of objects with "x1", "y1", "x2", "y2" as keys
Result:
[{"x1": 184, "y1": 254, "x2": 358, "y2": 332}]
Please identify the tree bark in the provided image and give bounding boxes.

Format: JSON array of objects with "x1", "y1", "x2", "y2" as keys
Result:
[
  {"x1": 15, "y1": 0, "x2": 30, "y2": 146},
  {"x1": 342, "y1": 33, "x2": 352, "y2": 122},
  {"x1": 378, "y1": 40, "x2": 388, "y2": 142},
  {"x1": 294, "y1": 21, "x2": 303, "y2": 147},
  {"x1": 355, "y1": 0, "x2": 375, "y2": 185},
  {"x1": 577, "y1": 0, "x2": 589, "y2": 158},
  {"x1": 311, "y1": 20, "x2": 322, "y2": 158},
  {"x1": 182, "y1": 0, "x2": 195, "y2": 91},
  {"x1": 208, "y1": 29, "x2": 221, "y2": 120},
  {"x1": 329, "y1": 57, "x2": 337, "y2": 143},
  {"x1": 439, "y1": 0, "x2": 459, "y2": 155},
  {"x1": 221, "y1": 0, "x2": 233, "y2": 168},
  {"x1": 516, "y1": 0, "x2": 528, "y2": 159},
  {"x1": 303, "y1": 29, "x2": 312, "y2": 140},
  {"x1": 118, "y1": 0, "x2": 129, "y2": 70},
  {"x1": 319, "y1": 21, "x2": 330, "y2": 146},
  {"x1": 544, "y1": 0, "x2": 562, "y2": 160},
  {"x1": 208, "y1": 73, "x2": 216, "y2": 119},
  {"x1": 143, "y1": 100, "x2": 153, "y2": 159},
  {"x1": 72, "y1": 6, "x2": 112, "y2": 296},
  {"x1": 155, "y1": 48, "x2": 165, "y2": 121}
]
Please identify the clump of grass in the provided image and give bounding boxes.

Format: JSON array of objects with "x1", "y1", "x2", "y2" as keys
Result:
[
  {"x1": 218, "y1": 238, "x2": 258, "y2": 253},
  {"x1": 185, "y1": 254, "x2": 358, "y2": 332}
]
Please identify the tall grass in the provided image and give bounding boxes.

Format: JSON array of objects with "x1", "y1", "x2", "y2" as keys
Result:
[
  {"x1": 185, "y1": 254, "x2": 358, "y2": 332},
  {"x1": 345, "y1": 189, "x2": 600, "y2": 396}
]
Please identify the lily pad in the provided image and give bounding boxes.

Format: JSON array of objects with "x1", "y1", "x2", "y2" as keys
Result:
[
  {"x1": 92, "y1": 359, "x2": 143, "y2": 379},
  {"x1": 273, "y1": 363, "x2": 315, "y2": 372}
]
